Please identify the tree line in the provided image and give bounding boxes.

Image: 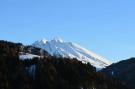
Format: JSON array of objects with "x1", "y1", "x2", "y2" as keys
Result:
[{"x1": 0, "y1": 40, "x2": 131, "y2": 89}]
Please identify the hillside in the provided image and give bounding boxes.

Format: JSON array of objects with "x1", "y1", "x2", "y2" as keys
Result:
[
  {"x1": 101, "y1": 58, "x2": 135, "y2": 89},
  {"x1": 0, "y1": 40, "x2": 130, "y2": 89}
]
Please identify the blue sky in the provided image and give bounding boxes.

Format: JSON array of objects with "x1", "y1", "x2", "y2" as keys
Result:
[{"x1": 0, "y1": 0, "x2": 135, "y2": 62}]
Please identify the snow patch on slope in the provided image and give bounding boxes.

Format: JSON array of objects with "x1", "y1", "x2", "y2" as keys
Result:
[{"x1": 19, "y1": 53, "x2": 40, "y2": 60}]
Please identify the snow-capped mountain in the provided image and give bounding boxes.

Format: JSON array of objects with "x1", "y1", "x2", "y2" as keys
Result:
[{"x1": 32, "y1": 38, "x2": 112, "y2": 68}]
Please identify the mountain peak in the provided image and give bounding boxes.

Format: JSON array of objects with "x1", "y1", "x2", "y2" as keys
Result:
[
  {"x1": 32, "y1": 38, "x2": 112, "y2": 69},
  {"x1": 52, "y1": 37, "x2": 64, "y2": 43},
  {"x1": 41, "y1": 38, "x2": 48, "y2": 44}
]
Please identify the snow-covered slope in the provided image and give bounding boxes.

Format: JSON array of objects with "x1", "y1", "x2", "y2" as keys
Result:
[
  {"x1": 32, "y1": 38, "x2": 112, "y2": 68},
  {"x1": 19, "y1": 53, "x2": 40, "y2": 60}
]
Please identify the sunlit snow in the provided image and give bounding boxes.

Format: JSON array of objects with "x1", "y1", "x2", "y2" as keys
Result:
[{"x1": 32, "y1": 38, "x2": 112, "y2": 68}]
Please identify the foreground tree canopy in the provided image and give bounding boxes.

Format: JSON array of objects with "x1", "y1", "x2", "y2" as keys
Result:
[{"x1": 0, "y1": 40, "x2": 130, "y2": 89}]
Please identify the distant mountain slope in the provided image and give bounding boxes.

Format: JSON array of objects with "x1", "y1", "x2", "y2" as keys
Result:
[
  {"x1": 101, "y1": 58, "x2": 135, "y2": 89},
  {"x1": 32, "y1": 38, "x2": 112, "y2": 68}
]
